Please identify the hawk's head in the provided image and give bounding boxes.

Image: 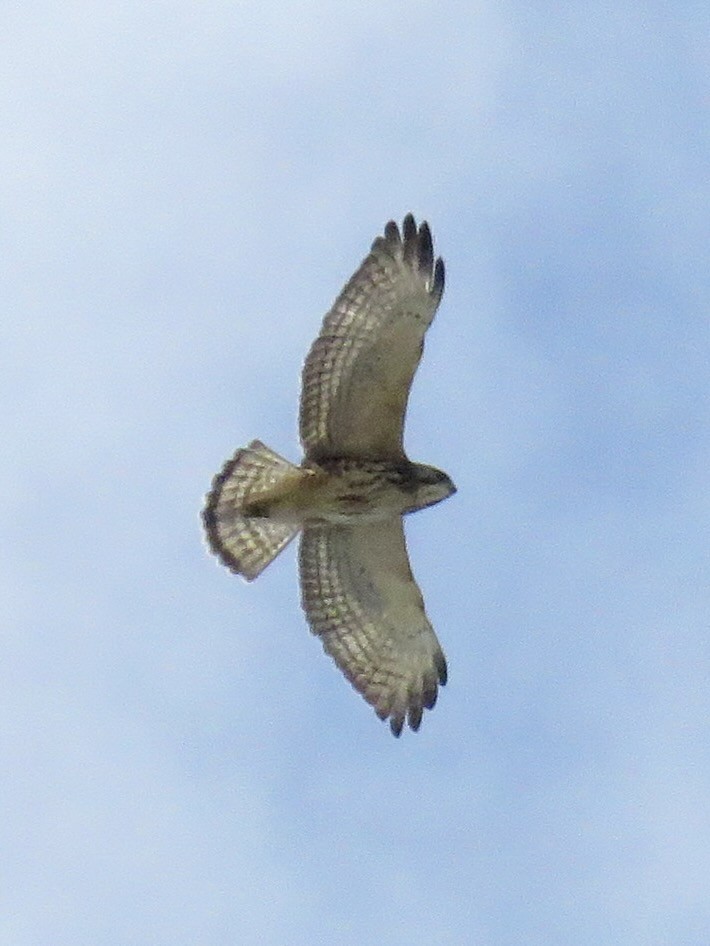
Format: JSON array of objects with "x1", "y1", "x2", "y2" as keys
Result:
[{"x1": 407, "y1": 463, "x2": 456, "y2": 513}]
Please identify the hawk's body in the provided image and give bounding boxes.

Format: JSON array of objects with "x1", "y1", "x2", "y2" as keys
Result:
[{"x1": 203, "y1": 215, "x2": 455, "y2": 736}]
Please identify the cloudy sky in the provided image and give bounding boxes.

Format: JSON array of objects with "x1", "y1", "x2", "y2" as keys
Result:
[{"x1": 3, "y1": 3, "x2": 709, "y2": 943}]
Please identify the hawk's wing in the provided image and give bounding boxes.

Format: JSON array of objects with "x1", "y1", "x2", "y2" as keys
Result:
[
  {"x1": 299, "y1": 215, "x2": 445, "y2": 462},
  {"x1": 299, "y1": 518, "x2": 447, "y2": 736}
]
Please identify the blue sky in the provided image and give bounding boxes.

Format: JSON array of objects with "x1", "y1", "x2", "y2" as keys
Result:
[{"x1": 3, "y1": 3, "x2": 709, "y2": 943}]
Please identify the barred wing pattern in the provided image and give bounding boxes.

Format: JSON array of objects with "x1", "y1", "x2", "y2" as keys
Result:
[
  {"x1": 299, "y1": 518, "x2": 447, "y2": 736},
  {"x1": 299, "y1": 214, "x2": 445, "y2": 462},
  {"x1": 202, "y1": 440, "x2": 302, "y2": 581}
]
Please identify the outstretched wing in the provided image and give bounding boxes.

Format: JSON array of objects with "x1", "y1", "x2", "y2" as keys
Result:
[
  {"x1": 299, "y1": 214, "x2": 445, "y2": 462},
  {"x1": 299, "y1": 517, "x2": 447, "y2": 736}
]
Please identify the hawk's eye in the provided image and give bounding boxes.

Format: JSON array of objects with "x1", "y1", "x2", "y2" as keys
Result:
[{"x1": 422, "y1": 468, "x2": 448, "y2": 486}]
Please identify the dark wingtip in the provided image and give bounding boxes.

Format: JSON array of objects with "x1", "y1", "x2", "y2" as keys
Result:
[
  {"x1": 402, "y1": 213, "x2": 416, "y2": 241},
  {"x1": 384, "y1": 220, "x2": 400, "y2": 244},
  {"x1": 408, "y1": 704, "x2": 423, "y2": 732},
  {"x1": 417, "y1": 221, "x2": 434, "y2": 275},
  {"x1": 390, "y1": 716, "x2": 404, "y2": 737},
  {"x1": 432, "y1": 257, "x2": 445, "y2": 301},
  {"x1": 397, "y1": 215, "x2": 444, "y2": 303},
  {"x1": 436, "y1": 650, "x2": 448, "y2": 686},
  {"x1": 421, "y1": 673, "x2": 439, "y2": 710},
  {"x1": 402, "y1": 214, "x2": 417, "y2": 263}
]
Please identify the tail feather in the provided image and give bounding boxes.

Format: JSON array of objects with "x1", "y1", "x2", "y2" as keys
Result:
[{"x1": 203, "y1": 440, "x2": 301, "y2": 580}]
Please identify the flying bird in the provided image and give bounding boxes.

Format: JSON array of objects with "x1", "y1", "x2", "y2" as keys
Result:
[{"x1": 203, "y1": 214, "x2": 455, "y2": 736}]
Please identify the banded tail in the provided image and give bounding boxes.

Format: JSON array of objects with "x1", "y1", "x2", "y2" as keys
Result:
[{"x1": 202, "y1": 440, "x2": 302, "y2": 581}]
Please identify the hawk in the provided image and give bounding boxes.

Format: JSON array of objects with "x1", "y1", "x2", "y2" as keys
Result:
[{"x1": 203, "y1": 214, "x2": 455, "y2": 736}]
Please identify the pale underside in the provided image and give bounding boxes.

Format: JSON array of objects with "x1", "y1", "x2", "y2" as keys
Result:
[
  {"x1": 204, "y1": 216, "x2": 450, "y2": 735},
  {"x1": 299, "y1": 518, "x2": 447, "y2": 736},
  {"x1": 299, "y1": 214, "x2": 444, "y2": 461},
  {"x1": 296, "y1": 216, "x2": 449, "y2": 733}
]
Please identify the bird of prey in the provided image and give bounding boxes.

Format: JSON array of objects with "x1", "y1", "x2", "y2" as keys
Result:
[{"x1": 203, "y1": 214, "x2": 455, "y2": 736}]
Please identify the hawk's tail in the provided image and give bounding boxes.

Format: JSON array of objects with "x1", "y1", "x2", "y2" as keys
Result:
[{"x1": 202, "y1": 440, "x2": 301, "y2": 581}]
